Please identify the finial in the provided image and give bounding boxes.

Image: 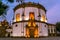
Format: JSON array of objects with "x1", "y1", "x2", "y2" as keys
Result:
[{"x1": 16, "y1": 0, "x2": 25, "y2": 3}]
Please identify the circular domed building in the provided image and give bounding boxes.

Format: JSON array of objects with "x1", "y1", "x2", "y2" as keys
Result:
[{"x1": 12, "y1": 2, "x2": 56, "y2": 37}]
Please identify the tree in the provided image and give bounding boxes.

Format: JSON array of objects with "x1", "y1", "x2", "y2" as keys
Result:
[
  {"x1": 0, "y1": 0, "x2": 25, "y2": 16},
  {"x1": 0, "y1": 1, "x2": 8, "y2": 16},
  {"x1": 0, "y1": 1, "x2": 8, "y2": 20},
  {"x1": 0, "y1": 0, "x2": 25, "y2": 37},
  {"x1": 8, "y1": 0, "x2": 25, "y2": 3},
  {"x1": 56, "y1": 22, "x2": 60, "y2": 32},
  {"x1": 0, "y1": 20, "x2": 9, "y2": 37},
  {"x1": 7, "y1": 0, "x2": 14, "y2": 3}
]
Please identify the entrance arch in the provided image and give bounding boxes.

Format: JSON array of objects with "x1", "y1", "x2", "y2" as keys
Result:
[{"x1": 26, "y1": 25, "x2": 38, "y2": 38}]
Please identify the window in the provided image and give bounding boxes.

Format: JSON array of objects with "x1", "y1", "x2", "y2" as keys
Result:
[
  {"x1": 15, "y1": 24, "x2": 18, "y2": 27},
  {"x1": 45, "y1": 25, "x2": 46, "y2": 27},
  {"x1": 29, "y1": 12, "x2": 35, "y2": 20},
  {"x1": 16, "y1": 13, "x2": 20, "y2": 21},
  {"x1": 41, "y1": 14, "x2": 45, "y2": 22}
]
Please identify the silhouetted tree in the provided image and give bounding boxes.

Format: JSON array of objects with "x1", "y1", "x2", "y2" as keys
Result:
[
  {"x1": 0, "y1": 1, "x2": 8, "y2": 16},
  {"x1": 7, "y1": 0, "x2": 25, "y2": 3},
  {"x1": 0, "y1": 0, "x2": 25, "y2": 37},
  {"x1": 56, "y1": 22, "x2": 60, "y2": 32},
  {"x1": 0, "y1": 0, "x2": 25, "y2": 16},
  {"x1": 7, "y1": 0, "x2": 14, "y2": 3}
]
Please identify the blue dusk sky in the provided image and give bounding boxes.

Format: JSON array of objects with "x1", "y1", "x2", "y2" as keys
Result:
[{"x1": 0, "y1": 0, "x2": 60, "y2": 24}]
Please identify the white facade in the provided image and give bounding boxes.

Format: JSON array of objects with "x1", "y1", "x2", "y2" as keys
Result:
[
  {"x1": 14, "y1": 7, "x2": 46, "y2": 22},
  {"x1": 12, "y1": 22, "x2": 28, "y2": 37},
  {"x1": 12, "y1": 2, "x2": 56, "y2": 37},
  {"x1": 12, "y1": 22, "x2": 48, "y2": 37}
]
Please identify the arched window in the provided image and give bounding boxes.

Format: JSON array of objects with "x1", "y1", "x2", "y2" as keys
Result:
[
  {"x1": 16, "y1": 13, "x2": 20, "y2": 21},
  {"x1": 15, "y1": 24, "x2": 18, "y2": 27},
  {"x1": 41, "y1": 14, "x2": 45, "y2": 22},
  {"x1": 29, "y1": 12, "x2": 35, "y2": 20}
]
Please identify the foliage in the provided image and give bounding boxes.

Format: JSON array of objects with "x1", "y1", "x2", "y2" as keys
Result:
[
  {"x1": 7, "y1": 0, "x2": 25, "y2": 3},
  {"x1": 0, "y1": 0, "x2": 25, "y2": 16},
  {"x1": 56, "y1": 22, "x2": 60, "y2": 32},
  {"x1": 0, "y1": 1, "x2": 8, "y2": 16},
  {"x1": 7, "y1": 0, "x2": 14, "y2": 3},
  {"x1": 0, "y1": 20, "x2": 9, "y2": 37}
]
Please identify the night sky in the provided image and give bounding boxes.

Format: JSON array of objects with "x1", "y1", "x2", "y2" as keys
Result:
[{"x1": 0, "y1": 0, "x2": 60, "y2": 24}]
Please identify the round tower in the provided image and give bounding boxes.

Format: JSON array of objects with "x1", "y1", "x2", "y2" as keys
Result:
[{"x1": 12, "y1": 2, "x2": 48, "y2": 37}]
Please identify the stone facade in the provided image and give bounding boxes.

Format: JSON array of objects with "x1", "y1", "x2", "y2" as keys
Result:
[{"x1": 12, "y1": 2, "x2": 56, "y2": 37}]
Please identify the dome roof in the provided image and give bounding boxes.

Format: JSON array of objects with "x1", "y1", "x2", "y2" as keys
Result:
[{"x1": 14, "y1": 2, "x2": 46, "y2": 12}]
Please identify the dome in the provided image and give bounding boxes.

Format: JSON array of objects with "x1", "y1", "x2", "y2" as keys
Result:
[{"x1": 14, "y1": 2, "x2": 46, "y2": 12}]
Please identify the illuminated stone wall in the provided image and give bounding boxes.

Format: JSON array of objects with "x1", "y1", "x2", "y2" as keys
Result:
[
  {"x1": 12, "y1": 3, "x2": 56, "y2": 37},
  {"x1": 13, "y1": 7, "x2": 47, "y2": 22}
]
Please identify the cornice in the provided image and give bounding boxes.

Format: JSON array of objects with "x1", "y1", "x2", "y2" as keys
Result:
[{"x1": 13, "y1": 2, "x2": 46, "y2": 12}]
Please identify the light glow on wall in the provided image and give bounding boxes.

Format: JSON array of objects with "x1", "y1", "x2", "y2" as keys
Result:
[
  {"x1": 40, "y1": 14, "x2": 47, "y2": 22},
  {"x1": 29, "y1": 12, "x2": 35, "y2": 20},
  {"x1": 41, "y1": 18, "x2": 43, "y2": 21},
  {"x1": 20, "y1": 18, "x2": 22, "y2": 21},
  {"x1": 34, "y1": 29, "x2": 38, "y2": 37},
  {"x1": 45, "y1": 19, "x2": 47, "y2": 22},
  {"x1": 26, "y1": 28, "x2": 30, "y2": 37},
  {"x1": 25, "y1": 17, "x2": 29, "y2": 20},
  {"x1": 14, "y1": 20, "x2": 16, "y2": 22},
  {"x1": 16, "y1": 13, "x2": 20, "y2": 21},
  {"x1": 33, "y1": 22, "x2": 36, "y2": 27}
]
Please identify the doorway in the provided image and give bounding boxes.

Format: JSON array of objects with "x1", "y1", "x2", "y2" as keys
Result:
[{"x1": 29, "y1": 29, "x2": 34, "y2": 38}]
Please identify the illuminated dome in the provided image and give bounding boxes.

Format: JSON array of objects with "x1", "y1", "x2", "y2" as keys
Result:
[{"x1": 12, "y1": 2, "x2": 56, "y2": 38}]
